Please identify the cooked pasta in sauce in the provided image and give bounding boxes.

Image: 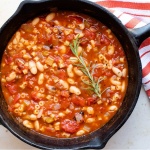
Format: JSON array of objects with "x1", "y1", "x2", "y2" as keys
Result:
[{"x1": 1, "y1": 11, "x2": 128, "y2": 138}]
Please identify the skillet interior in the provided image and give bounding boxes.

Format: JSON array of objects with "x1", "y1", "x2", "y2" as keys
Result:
[{"x1": 0, "y1": 0, "x2": 141, "y2": 149}]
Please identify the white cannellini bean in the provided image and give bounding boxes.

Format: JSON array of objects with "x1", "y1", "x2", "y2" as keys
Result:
[
  {"x1": 76, "y1": 130, "x2": 85, "y2": 136},
  {"x1": 46, "y1": 13, "x2": 55, "y2": 22},
  {"x1": 77, "y1": 46, "x2": 83, "y2": 55},
  {"x1": 29, "y1": 60, "x2": 37, "y2": 75},
  {"x1": 110, "y1": 77, "x2": 121, "y2": 85},
  {"x1": 121, "y1": 81, "x2": 126, "y2": 92},
  {"x1": 36, "y1": 61, "x2": 44, "y2": 72},
  {"x1": 79, "y1": 23, "x2": 85, "y2": 30},
  {"x1": 109, "y1": 105, "x2": 118, "y2": 111},
  {"x1": 112, "y1": 67, "x2": 122, "y2": 77},
  {"x1": 38, "y1": 73, "x2": 44, "y2": 85},
  {"x1": 29, "y1": 114, "x2": 37, "y2": 121},
  {"x1": 67, "y1": 64, "x2": 74, "y2": 77},
  {"x1": 73, "y1": 67, "x2": 83, "y2": 76},
  {"x1": 58, "y1": 112, "x2": 65, "y2": 117},
  {"x1": 32, "y1": 17, "x2": 40, "y2": 26},
  {"x1": 16, "y1": 32, "x2": 21, "y2": 42},
  {"x1": 85, "y1": 118, "x2": 95, "y2": 123},
  {"x1": 59, "y1": 79, "x2": 69, "y2": 90},
  {"x1": 13, "y1": 32, "x2": 20, "y2": 44},
  {"x1": 6, "y1": 71, "x2": 16, "y2": 82},
  {"x1": 23, "y1": 120, "x2": 33, "y2": 129},
  {"x1": 34, "y1": 120, "x2": 40, "y2": 131},
  {"x1": 69, "y1": 86, "x2": 81, "y2": 95},
  {"x1": 69, "y1": 57, "x2": 78, "y2": 64},
  {"x1": 122, "y1": 68, "x2": 127, "y2": 77}
]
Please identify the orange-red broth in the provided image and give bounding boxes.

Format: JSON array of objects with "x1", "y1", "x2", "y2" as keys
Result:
[{"x1": 1, "y1": 11, "x2": 128, "y2": 138}]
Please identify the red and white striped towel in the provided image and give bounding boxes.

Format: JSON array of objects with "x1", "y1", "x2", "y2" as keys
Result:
[{"x1": 95, "y1": 0, "x2": 150, "y2": 98}]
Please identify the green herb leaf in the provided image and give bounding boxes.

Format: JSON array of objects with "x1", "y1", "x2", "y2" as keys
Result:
[{"x1": 69, "y1": 35, "x2": 106, "y2": 98}]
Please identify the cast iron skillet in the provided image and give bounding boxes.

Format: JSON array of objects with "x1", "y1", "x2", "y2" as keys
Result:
[{"x1": 0, "y1": 0, "x2": 149, "y2": 149}]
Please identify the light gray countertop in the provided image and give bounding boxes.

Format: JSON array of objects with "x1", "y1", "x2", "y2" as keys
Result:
[{"x1": 0, "y1": 0, "x2": 150, "y2": 149}]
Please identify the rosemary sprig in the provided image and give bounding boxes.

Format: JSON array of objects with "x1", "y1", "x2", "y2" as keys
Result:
[{"x1": 69, "y1": 35, "x2": 103, "y2": 98}]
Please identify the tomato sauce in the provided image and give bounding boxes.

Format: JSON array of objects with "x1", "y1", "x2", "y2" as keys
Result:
[{"x1": 1, "y1": 11, "x2": 128, "y2": 138}]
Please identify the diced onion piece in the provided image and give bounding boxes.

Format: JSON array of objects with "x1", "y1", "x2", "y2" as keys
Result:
[
  {"x1": 83, "y1": 125, "x2": 91, "y2": 132},
  {"x1": 75, "y1": 113, "x2": 83, "y2": 123}
]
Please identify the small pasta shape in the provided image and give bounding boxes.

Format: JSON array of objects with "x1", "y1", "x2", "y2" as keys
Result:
[
  {"x1": 39, "y1": 88, "x2": 45, "y2": 93},
  {"x1": 39, "y1": 101, "x2": 45, "y2": 106},
  {"x1": 34, "y1": 109, "x2": 39, "y2": 115},
  {"x1": 108, "y1": 45, "x2": 114, "y2": 55},
  {"x1": 54, "y1": 122, "x2": 60, "y2": 131},
  {"x1": 34, "y1": 86, "x2": 39, "y2": 91},
  {"x1": 18, "y1": 104, "x2": 25, "y2": 112},
  {"x1": 37, "y1": 108, "x2": 43, "y2": 118},
  {"x1": 20, "y1": 93, "x2": 26, "y2": 98},
  {"x1": 67, "y1": 78, "x2": 75, "y2": 85},
  {"x1": 107, "y1": 60, "x2": 113, "y2": 69},
  {"x1": 87, "y1": 44, "x2": 92, "y2": 52},
  {"x1": 19, "y1": 82, "x2": 27, "y2": 89},
  {"x1": 87, "y1": 107, "x2": 94, "y2": 115},
  {"x1": 62, "y1": 132, "x2": 71, "y2": 138}
]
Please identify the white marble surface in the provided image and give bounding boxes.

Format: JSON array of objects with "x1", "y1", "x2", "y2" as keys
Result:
[{"x1": 0, "y1": 0, "x2": 150, "y2": 149}]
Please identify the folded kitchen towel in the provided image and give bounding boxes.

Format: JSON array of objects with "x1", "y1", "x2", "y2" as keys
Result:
[{"x1": 95, "y1": 0, "x2": 150, "y2": 98}]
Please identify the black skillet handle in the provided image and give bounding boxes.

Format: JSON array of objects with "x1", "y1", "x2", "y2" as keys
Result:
[
  {"x1": 0, "y1": 116, "x2": 6, "y2": 127},
  {"x1": 81, "y1": 136, "x2": 108, "y2": 149},
  {"x1": 129, "y1": 23, "x2": 150, "y2": 47}
]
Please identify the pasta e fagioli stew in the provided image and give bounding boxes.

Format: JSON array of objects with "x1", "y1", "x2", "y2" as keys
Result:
[{"x1": 1, "y1": 11, "x2": 128, "y2": 138}]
